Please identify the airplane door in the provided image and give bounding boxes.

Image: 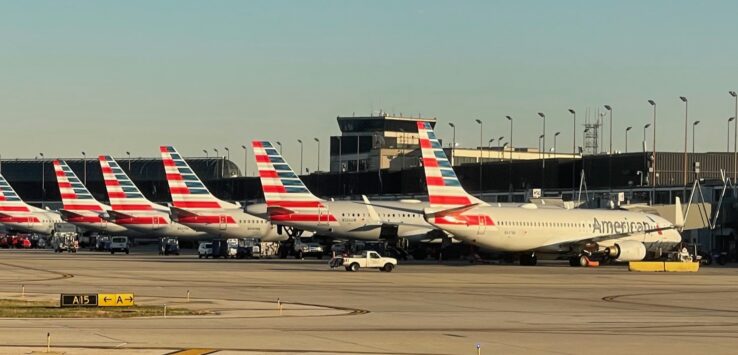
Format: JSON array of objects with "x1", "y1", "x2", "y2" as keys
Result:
[
  {"x1": 219, "y1": 215, "x2": 227, "y2": 230},
  {"x1": 477, "y1": 215, "x2": 486, "y2": 235},
  {"x1": 318, "y1": 207, "x2": 330, "y2": 226}
]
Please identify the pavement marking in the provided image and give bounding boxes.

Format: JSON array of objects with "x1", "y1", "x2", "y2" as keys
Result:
[{"x1": 166, "y1": 348, "x2": 218, "y2": 355}]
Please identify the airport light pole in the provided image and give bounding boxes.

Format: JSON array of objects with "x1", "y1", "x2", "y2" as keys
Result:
[
  {"x1": 537, "y1": 113, "x2": 546, "y2": 189},
  {"x1": 39, "y1": 153, "x2": 45, "y2": 208},
  {"x1": 240, "y1": 145, "x2": 248, "y2": 177},
  {"x1": 693, "y1": 120, "x2": 701, "y2": 183},
  {"x1": 506, "y1": 115, "x2": 513, "y2": 198},
  {"x1": 276, "y1": 141, "x2": 283, "y2": 154},
  {"x1": 203, "y1": 149, "x2": 208, "y2": 158},
  {"x1": 728, "y1": 117, "x2": 735, "y2": 152},
  {"x1": 475, "y1": 119, "x2": 483, "y2": 197},
  {"x1": 498, "y1": 136, "x2": 504, "y2": 149},
  {"x1": 538, "y1": 134, "x2": 545, "y2": 188},
  {"x1": 448, "y1": 122, "x2": 456, "y2": 166},
  {"x1": 399, "y1": 128, "x2": 406, "y2": 170},
  {"x1": 625, "y1": 126, "x2": 632, "y2": 153},
  {"x1": 81, "y1": 151, "x2": 87, "y2": 185},
  {"x1": 643, "y1": 124, "x2": 651, "y2": 153},
  {"x1": 648, "y1": 99, "x2": 657, "y2": 198},
  {"x1": 692, "y1": 120, "x2": 701, "y2": 155},
  {"x1": 297, "y1": 139, "x2": 304, "y2": 174},
  {"x1": 553, "y1": 132, "x2": 560, "y2": 153},
  {"x1": 604, "y1": 105, "x2": 613, "y2": 192},
  {"x1": 680, "y1": 96, "x2": 688, "y2": 188},
  {"x1": 213, "y1": 148, "x2": 221, "y2": 177},
  {"x1": 730, "y1": 91, "x2": 737, "y2": 181},
  {"x1": 314, "y1": 138, "x2": 320, "y2": 172},
  {"x1": 126, "y1": 151, "x2": 131, "y2": 171},
  {"x1": 568, "y1": 109, "x2": 576, "y2": 198}
]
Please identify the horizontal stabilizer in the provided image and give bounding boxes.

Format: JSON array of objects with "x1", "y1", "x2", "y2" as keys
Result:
[
  {"x1": 169, "y1": 206, "x2": 201, "y2": 219},
  {"x1": 424, "y1": 203, "x2": 480, "y2": 219},
  {"x1": 267, "y1": 206, "x2": 295, "y2": 217}
]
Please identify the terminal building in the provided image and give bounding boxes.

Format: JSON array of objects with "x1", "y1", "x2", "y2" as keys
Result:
[{"x1": 329, "y1": 114, "x2": 578, "y2": 173}]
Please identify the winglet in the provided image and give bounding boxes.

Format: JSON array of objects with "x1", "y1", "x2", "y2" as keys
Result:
[
  {"x1": 674, "y1": 196, "x2": 684, "y2": 229},
  {"x1": 362, "y1": 195, "x2": 381, "y2": 223}
]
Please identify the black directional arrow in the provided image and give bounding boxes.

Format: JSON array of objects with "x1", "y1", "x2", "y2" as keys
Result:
[
  {"x1": 125, "y1": 296, "x2": 133, "y2": 302},
  {"x1": 103, "y1": 297, "x2": 111, "y2": 302}
]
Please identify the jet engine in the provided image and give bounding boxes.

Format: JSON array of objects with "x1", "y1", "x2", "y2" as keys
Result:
[{"x1": 606, "y1": 240, "x2": 647, "y2": 261}]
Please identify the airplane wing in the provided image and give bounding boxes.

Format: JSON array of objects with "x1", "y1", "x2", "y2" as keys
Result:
[{"x1": 538, "y1": 224, "x2": 679, "y2": 252}]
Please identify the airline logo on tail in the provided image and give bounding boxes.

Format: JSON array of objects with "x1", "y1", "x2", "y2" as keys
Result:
[
  {"x1": 160, "y1": 146, "x2": 234, "y2": 210},
  {"x1": 99, "y1": 155, "x2": 156, "y2": 211},
  {"x1": 0, "y1": 174, "x2": 31, "y2": 212},
  {"x1": 252, "y1": 140, "x2": 335, "y2": 222},
  {"x1": 416, "y1": 121, "x2": 491, "y2": 226},
  {"x1": 53, "y1": 160, "x2": 106, "y2": 212}
]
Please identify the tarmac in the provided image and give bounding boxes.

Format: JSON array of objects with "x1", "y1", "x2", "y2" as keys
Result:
[{"x1": 0, "y1": 250, "x2": 737, "y2": 355}]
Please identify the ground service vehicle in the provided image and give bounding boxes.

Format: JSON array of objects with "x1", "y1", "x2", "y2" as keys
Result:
[
  {"x1": 109, "y1": 236, "x2": 130, "y2": 254},
  {"x1": 159, "y1": 237, "x2": 181, "y2": 256},
  {"x1": 211, "y1": 239, "x2": 238, "y2": 258},
  {"x1": 331, "y1": 251, "x2": 397, "y2": 272},
  {"x1": 198, "y1": 242, "x2": 213, "y2": 259},
  {"x1": 294, "y1": 239, "x2": 324, "y2": 259}
]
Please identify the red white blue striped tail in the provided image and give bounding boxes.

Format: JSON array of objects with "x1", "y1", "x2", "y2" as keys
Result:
[
  {"x1": 160, "y1": 146, "x2": 238, "y2": 210},
  {"x1": 417, "y1": 121, "x2": 483, "y2": 208},
  {"x1": 53, "y1": 160, "x2": 108, "y2": 213},
  {"x1": 0, "y1": 173, "x2": 33, "y2": 213},
  {"x1": 99, "y1": 155, "x2": 160, "y2": 212},
  {"x1": 252, "y1": 141, "x2": 335, "y2": 223}
]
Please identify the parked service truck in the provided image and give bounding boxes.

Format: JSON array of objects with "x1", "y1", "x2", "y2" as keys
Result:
[{"x1": 330, "y1": 250, "x2": 397, "y2": 272}]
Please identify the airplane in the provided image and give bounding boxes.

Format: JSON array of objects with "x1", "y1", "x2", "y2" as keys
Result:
[
  {"x1": 52, "y1": 159, "x2": 135, "y2": 235},
  {"x1": 159, "y1": 146, "x2": 285, "y2": 242},
  {"x1": 98, "y1": 155, "x2": 209, "y2": 239},
  {"x1": 415, "y1": 121, "x2": 683, "y2": 266},
  {"x1": 249, "y1": 140, "x2": 442, "y2": 244},
  {"x1": 0, "y1": 173, "x2": 62, "y2": 235}
]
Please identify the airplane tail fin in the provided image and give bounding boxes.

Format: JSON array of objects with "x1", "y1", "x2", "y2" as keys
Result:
[
  {"x1": 416, "y1": 121, "x2": 484, "y2": 208},
  {"x1": 159, "y1": 146, "x2": 238, "y2": 210},
  {"x1": 53, "y1": 160, "x2": 108, "y2": 212},
  {"x1": 0, "y1": 173, "x2": 35, "y2": 213},
  {"x1": 99, "y1": 155, "x2": 162, "y2": 212},
  {"x1": 251, "y1": 140, "x2": 324, "y2": 208}
]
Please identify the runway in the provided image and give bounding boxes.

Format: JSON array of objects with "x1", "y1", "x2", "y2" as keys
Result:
[{"x1": 0, "y1": 250, "x2": 737, "y2": 354}]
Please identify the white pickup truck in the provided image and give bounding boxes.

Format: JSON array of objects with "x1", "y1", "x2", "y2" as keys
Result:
[{"x1": 330, "y1": 251, "x2": 397, "y2": 272}]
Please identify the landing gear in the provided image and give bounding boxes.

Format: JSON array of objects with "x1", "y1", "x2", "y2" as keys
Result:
[{"x1": 519, "y1": 253, "x2": 537, "y2": 266}]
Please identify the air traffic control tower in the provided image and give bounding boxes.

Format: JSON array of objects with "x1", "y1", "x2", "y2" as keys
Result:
[{"x1": 329, "y1": 114, "x2": 437, "y2": 173}]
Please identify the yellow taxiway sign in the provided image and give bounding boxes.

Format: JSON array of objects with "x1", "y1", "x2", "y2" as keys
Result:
[{"x1": 98, "y1": 293, "x2": 135, "y2": 307}]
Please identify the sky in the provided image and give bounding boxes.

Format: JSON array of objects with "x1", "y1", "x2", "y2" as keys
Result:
[{"x1": 2, "y1": 0, "x2": 738, "y2": 175}]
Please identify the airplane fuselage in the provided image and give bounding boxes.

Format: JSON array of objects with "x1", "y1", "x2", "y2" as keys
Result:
[
  {"x1": 0, "y1": 210, "x2": 62, "y2": 235},
  {"x1": 257, "y1": 200, "x2": 437, "y2": 241},
  {"x1": 429, "y1": 205, "x2": 682, "y2": 254},
  {"x1": 175, "y1": 208, "x2": 285, "y2": 242}
]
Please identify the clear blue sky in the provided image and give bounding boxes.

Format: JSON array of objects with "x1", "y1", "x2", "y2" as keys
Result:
[{"x1": 2, "y1": 0, "x2": 737, "y2": 174}]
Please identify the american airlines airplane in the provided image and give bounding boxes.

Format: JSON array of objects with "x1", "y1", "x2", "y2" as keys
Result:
[
  {"x1": 415, "y1": 121, "x2": 683, "y2": 266},
  {"x1": 0, "y1": 173, "x2": 61, "y2": 235},
  {"x1": 98, "y1": 155, "x2": 209, "y2": 239},
  {"x1": 52, "y1": 160, "x2": 135, "y2": 235},
  {"x1": 159, "y1": 146, "x2": 284, "y2": 242},
  {"x1": 249, "y1": 140, "x2": 441, "y2": 243}
]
